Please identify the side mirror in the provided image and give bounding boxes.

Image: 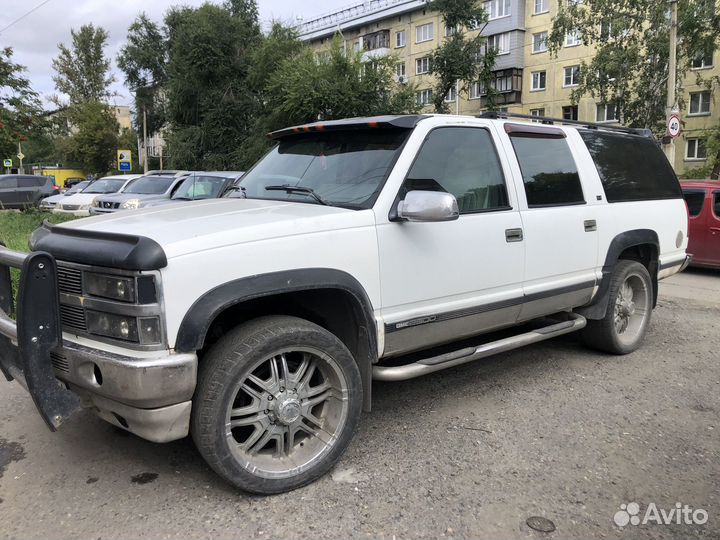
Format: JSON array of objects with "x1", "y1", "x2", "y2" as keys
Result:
[{"x1": 397, "y1": 190, "x2": 459, "y2": 222}]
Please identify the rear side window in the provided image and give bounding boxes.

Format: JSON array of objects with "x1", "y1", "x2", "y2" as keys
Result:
[
  {"x1": 714, "y1": 192, "x2": 720, "y2": 218},
  {"x1": 508, "y1": 133, "x2": 585, "y2": 207},
  {"x1": 682, "y1": 190, "x2": 706, "y2": 217},
  {"x1": 17, "y1": 177, "x2": 44, "y2": 188},
  {"x1": 404, "y1": 127, "x2": 510, "y2": 213},
  {"x1": 579, "y1": 130, "x2": 682, "y2": 202}
]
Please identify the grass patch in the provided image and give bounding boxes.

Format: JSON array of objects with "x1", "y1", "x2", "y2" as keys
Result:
[{"x1": 1, "y1": 210, "x2": 79, "y2": 310}]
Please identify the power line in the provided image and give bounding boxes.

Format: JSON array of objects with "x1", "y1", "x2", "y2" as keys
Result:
[{"x1": 0, "y1": 0, "x2": 53, "y2": 35}]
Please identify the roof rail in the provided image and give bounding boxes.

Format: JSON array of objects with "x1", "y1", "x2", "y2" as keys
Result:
[{"x1": 478, "y1": 111, "x2": 654, "y2": 138}]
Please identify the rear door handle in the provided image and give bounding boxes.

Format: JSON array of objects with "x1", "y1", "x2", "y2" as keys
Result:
[
  {"x1": 505, "y1": 228, "x2": 524, "y2": 242},
  {"x1": 711, "y1": 227, "x2": 720, "y2": 234},
  {"x1": 584, "y1": 219, "x2": 597, "y2": 232}
]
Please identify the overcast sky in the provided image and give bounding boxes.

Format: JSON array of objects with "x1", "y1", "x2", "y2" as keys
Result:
[{"x1": 0, "y1": 0, "x2": 350, "y2": 107}]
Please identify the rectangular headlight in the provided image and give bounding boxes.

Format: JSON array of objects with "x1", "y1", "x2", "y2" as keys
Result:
[
  {"x1": 85, "y1": 273, "x2": 136, "y2": 303},
  {"x1": 86, "y1": 310, "x2": 139, "y2": 342}
]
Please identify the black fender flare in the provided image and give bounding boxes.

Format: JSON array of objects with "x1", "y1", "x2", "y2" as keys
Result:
[
  {"x1": 578, "y1": 229, "x2": 660, "y2": 320},
  {"x1": 174, "y1": 268, "x2": 378, "y2": 410}
]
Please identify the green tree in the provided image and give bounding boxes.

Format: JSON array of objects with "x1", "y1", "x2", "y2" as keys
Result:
[
  {"x1": 117, "y1": 14, "x2": 168, "y2": 136},
  {"x1": 59, "y1": 102, "x2": 119, "y2": 174},
  {"x1": 52, "y1": 24, "x2": 116, "y2": 105},
  {"x1": 426, "y1": 0, "x2": 494, "y2": 113},
  {"x1": 549, "y1": 0, "x2": 720, "y2": 131},
  {"x1": 163, "y1": 2, "x2": 262, "y2": 170},
  {"x1": 0, "y1": 47, "x2": 44, "y2": 163}
]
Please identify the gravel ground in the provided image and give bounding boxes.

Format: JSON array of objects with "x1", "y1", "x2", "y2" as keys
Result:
[{"x1": 1, "y1": 270, "x2": 718, "y2": 540}]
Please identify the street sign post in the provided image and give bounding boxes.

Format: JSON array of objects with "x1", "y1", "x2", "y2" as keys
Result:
[{"x1": 117, "y1": 149, "x2": 132, "y2": 172}]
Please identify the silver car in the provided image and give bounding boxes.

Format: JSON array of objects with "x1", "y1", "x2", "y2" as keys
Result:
[
  {"x1": 90, "y1": 172, "x2": 189, "y2": 214},
  {"x1": 142, "y1": 172, "x2": 244, "y2": 208}
]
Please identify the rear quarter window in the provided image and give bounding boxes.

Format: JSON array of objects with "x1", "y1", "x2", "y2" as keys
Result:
[
  {"x1": 17, "y1": 176, "x2": 45, "y2": 188},
  {"x1": 682, "y1": 190, "x2": 706, "y2": 217},
  {"x1": 579, "y1": 130, "x2": 682, "y2": 202}
]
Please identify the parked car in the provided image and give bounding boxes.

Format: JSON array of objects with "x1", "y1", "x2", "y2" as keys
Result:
[
  {"x1": 54, "y1": 175, "x2": 141, "y2": 217},
  {"x1": 90, "y1": 172, "x2": 189, "y2": 214},
  {"x1": 682, "y1": 181, "x2": 720, "y2": 268},
  {"x1": 0, "y1": 174, "x2": 57, "y2": 209},
  {"x1": 143, "y1": 172, "x2": 244, "y2": 208},
  {"x1": 63, "y1": 177, "x2": 87, "y2": 190},
  {"x1": 2, "y1": 114, "x2": 689, "y2": 495},
  {"x1": 40, "y1": 180, "x2": 93, "y2": 211}
]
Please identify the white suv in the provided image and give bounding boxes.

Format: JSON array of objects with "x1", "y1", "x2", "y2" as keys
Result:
[{"x1": 0, "y1": 113, "x2": 690, "y2": 494}]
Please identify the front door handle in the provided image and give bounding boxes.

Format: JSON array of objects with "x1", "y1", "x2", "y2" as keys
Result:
[
  {"x1": 710, "y1": 227, "x2": 720, "y2": 234},
  {"x1": 505, "y1": 228, "x2": 524, "y2": 242},
  {"x1": 584, "y1": 219, "x2": 597, "y2": 232}
]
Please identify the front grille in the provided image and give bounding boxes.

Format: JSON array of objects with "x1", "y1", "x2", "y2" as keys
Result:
[
  {"x1": 101, "y1": 201, "x2": 120, "y2": 209},
  {"x1": 60, "y1": 304, "x2": 87, "y2": 332},
  {"x1": 61, "y1": 204, "x2": 80, "y2": 211},
  {"x1": 57, "y1": 265, "x2": 82, "y2": 295},
  {"x1": 50, "y1": 351, "x2": 69, "y2": 373}
]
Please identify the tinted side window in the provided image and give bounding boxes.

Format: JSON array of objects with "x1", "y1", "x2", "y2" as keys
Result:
[
  {"x1": 509, "y1": 135, "x2": 584, "y2": 207},
  {"x1": 580, "y1": 130, "x2": 682, "y2": 202},
  {"x1": 682, "y1": 190, "x2": 706, "y2": 217},
  {"x1": 17, "y1": 177, "x2": 43, "y2": 188},
  {"x1": 405, "y1": 127, "x2": 509, "y2": 213},
  {"x1": 714, "y1": 192, "x2": 720, "y2": 218},
  {"x1": 0, "y1": 177, "x2": 18, "y2": 189}
]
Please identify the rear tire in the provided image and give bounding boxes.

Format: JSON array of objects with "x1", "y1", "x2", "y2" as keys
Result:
[
  {"x1": 582, "y1": 260, "x2": 653, "y2": 355},
  {"x1": 191, "y1": 315, "x2": 362, "y2": 495}
]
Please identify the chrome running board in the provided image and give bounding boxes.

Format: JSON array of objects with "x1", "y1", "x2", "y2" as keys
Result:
[{"x1": 372, "y1": 313, "x2": 587, "y2": 382}]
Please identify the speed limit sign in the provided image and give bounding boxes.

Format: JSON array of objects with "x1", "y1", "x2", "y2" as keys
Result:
[{"x1": 667, "y1": 114, "x2": 681, "y2": 139}]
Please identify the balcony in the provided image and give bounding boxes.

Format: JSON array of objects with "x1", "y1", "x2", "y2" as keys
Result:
[
  {"x1": 479, "y1": 68, "x2": 523, "y2": 107},
  {"x1": 360, "y1": 30, "x2": 391, "y2": 61}
]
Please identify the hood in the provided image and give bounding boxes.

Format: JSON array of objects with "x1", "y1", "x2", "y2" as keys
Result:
[
  {"x1": 55, "y1": 198, "x2": 373, "y2": 260},
  {"x1": 58, "y1": 192, "x2": 103, "y2": 206},
  {"x1": 96, "y1": 192, "x2": 170, "y2": 203},
  {"x1": 43, "y1": 193, "x2": 67, "y2": 204}
]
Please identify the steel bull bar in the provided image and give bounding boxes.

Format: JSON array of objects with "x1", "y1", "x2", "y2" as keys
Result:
[{"x1": 0, "y1": 243, "x2": 81, "y2": 430}]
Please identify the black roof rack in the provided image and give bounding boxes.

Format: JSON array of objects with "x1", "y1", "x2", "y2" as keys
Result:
[{"x1": 478, "y1": 111, "x2": 654, "y2": 138}]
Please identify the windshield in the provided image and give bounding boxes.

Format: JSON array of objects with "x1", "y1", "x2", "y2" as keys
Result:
[
  {"x1": 83, "y1": 179, "x2": 125, "y2": 194},
  {"x1": 236, "y1": 130, "x2": 409, "y2": 208},
  {"x1": 124, "y1": 176, "x2": 176, "y2": 195},
  {"x1": 173, "y1": 175, "x2": 230, "y2": 200},
  {"x1": 66, "y1": 181, "x2": 91, "y2": 194}
]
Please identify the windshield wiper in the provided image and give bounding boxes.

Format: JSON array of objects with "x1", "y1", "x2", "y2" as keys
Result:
[{"x1": 265, "y1": 185, "x2": 330, "y2": 206}]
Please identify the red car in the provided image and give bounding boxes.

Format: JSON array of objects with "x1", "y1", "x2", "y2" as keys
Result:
[{"x1": 682, "y1": 181, "x2": 720, "y2": 268}]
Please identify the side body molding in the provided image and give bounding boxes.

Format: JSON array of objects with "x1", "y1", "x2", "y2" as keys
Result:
[{"x1": 578, "y1": 229, "x2": 660, "y2": 320}]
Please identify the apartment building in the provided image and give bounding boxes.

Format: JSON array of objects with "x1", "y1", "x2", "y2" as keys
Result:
[{"x1": 297, "y1": 0, "x2": 719, "y2": 174}]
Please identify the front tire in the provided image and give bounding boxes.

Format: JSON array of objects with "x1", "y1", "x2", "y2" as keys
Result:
[
  {"x1": 191, "y1": 315, "x2": 362, "y2": 495},
  {"x1": 582, "y1": 260, "x2": 653, "y2": 354}
]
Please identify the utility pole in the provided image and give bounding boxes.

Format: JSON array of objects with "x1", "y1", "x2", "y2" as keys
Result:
[
  {"x1": 143, "y1": 107, "x2": 149, "y2": 174},
  {"x1": 663, "y1": 0, "x2": 679, "y2": 165}
]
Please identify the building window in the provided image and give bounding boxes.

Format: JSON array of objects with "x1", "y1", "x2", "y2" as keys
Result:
[
  {"x1": 417, "y1": 89, "x2": 433, "y2": 106},
  {"x1": 530, "y1": 108, "x2": 546, "y2": 122},
  {"x1": 396, "y1": 30, "x2": 406, "y2": 48},
  {"x1": 487, "y1": 32, "x2": 510, "y2": 55},
  {"x1": 531, "y1": 71, "x2": 546, "y2": 91},
  {"x1": 416, "y1": 57, "x2": 432, "y2": 74},
  {"x1": 445, "y1": 86, "x2": 457, "y2": 102},
  {"x1": 596, "y1": 103, "x2": 619, "y2": 122},
  {"x1": 533, "y1": 31, "x2": 548, "y2": 53},
  {"x1": 396, "y1": 62, "x2": 406, "y2": 78},
  {"x1": 416, "y1": 23, "x2": 434, "y2": 43},
  {"x1": 565, "y1": 31, "x2": 582, "y2": 47},
  {"x1": 445, "y1": 25, "x2": 457, "y2": 37},
  {"x1": 363, "y1": 30, "x2": 390, "y2": 51},
  {"x1": 563, "y1": 105, "x2": 579, "y2": 120},
  {"x1": 689, "y1": 91, "x2": 711, "y2": 115},
  {"x1": 486, "y1": 0, "x2": 511, "y2": 19},
  {"x1": 691, "y1": 50, "x2": 714, "y2": 69},
  {"x1": 534, "y1": 0, "x2": 549, "y2": 14},
  {"x1": 469, "y1": 81, "x2": 483, "y2": 99},
  {"x1": 564, "y1": 65, "x2": 580, "y2": 87},
  {"x1": 686, "y1": 139, "x2": 708, "y2": 160}
]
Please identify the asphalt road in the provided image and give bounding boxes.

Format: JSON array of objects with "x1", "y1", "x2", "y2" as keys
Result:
[{"x1": 1, "y1": 269, "x2": 719, "y2": 540}]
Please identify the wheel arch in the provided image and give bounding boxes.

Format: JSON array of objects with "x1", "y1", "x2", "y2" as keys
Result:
[
  {"x1": 175, "y1": 268, "x2": 378, "y2": 411},
  {"x1": 578, "y1": 229, "x2": 660, "y2": 320}
]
